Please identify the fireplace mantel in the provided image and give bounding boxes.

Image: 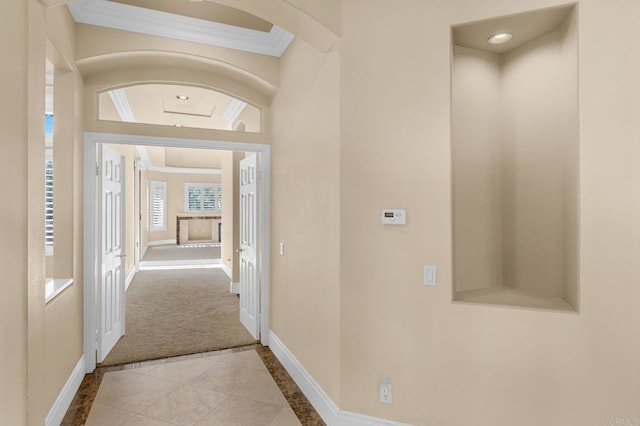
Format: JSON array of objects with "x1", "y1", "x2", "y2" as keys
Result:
[{"x1": 176, "y1": 214, "x2": 222, "y2": 245}]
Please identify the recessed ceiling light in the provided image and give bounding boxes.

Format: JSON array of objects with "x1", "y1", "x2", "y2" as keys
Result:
[
  {"x1": 174, "y1": 124, "x2": 183, "y2": 127},
  {"x1": 176, "y1": 95, "x2": 189, "y2": 100},
  {"x1": 488, "y1": 32, "x2": 513, "y2": 45}
]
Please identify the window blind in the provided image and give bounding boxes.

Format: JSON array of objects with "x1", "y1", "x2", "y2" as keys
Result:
[
  {"x1": 45, "y1": 158, "x2": 54, "y2": 247},
  {"x1": 149, "y1": 181, "x2": 167, "y2": 231},
  {"x1": 185, "y1": 183, "x2": 222, "y2": 212}
]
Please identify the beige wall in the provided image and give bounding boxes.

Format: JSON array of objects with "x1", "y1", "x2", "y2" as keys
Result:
[
  {"x1": 76, "y1": 24, "x2": 280, "y2": 98},
  {"x1": 27, "y1": 2, "x2": 48, "y2": 421},
  {"x1": 221, "y1": 151, "x2": 243, "y2": 282},
  {"x1": 233, "y1": 105, "x2": 262, "y2": 133},
  {"x1": 1, "y1": 0, "x2": 29, "y2": 422},
  {"x1": 143, "y1": 171, "x2": 221, "y2": 245},
  {"x1": 43, "y1": 3, "x2": 85, "y2": 418},
  {"x1": 502, "y1": 12, "x2": 578, "y2": 301},
  {"x1": 451, "y1": 45, "x2": 503, "y2": 292},
  {"x1": 339, "y1": 1, "x2": 640, "y2": 424},
  {"x1": 0, "y1": 1, "x2": 84, "y2": 424},
  {"x1": 270, "y1": 38, "x2": 341, "y2": 402}
]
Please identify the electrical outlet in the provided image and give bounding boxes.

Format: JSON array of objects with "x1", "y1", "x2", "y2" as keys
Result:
[{"x1": 379, "y1": 377, "x2": 392, "y2": 404}]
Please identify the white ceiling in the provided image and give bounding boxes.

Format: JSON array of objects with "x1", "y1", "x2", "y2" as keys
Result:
[
  {"x1": 165, "y1": 148, "x2": 224, "y2": 169},
  {"x1": 453, "y1": 4, "x2": 574, "y2": 54},
  {"x1": 137, "y1": 145, "x2": 228, "y2": 173}
]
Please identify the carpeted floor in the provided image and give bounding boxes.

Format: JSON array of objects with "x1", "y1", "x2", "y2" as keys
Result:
[
  {"x1": 142, "y1": 243, "x2": 221, "y2": 262},
  {"x1": 100, "y1": 267, "x2": 256, "y2": 366}
]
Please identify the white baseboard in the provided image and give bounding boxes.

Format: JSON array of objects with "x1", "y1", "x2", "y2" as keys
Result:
[
  {"x1": 143, "y1": 239, "x2": 177, "y2": 257},
  {"x1": 221, "y1": 264, "x2": 233, "y2": 279},
  {"x1": 268, "y1": 331, "x2": 407, "y2": 426},
  {"x1": 45, "y1": 355, "x2": 85, "y2": 426},
  {"x1": 125, "y1": 268, "x2": 136, "y2": 292},
  {"x1": 221, "y1": 265, "x2": 238, "y2": 294},
  {"x1": 142, "y1": 239, "x2": 177, "y2": 258}
]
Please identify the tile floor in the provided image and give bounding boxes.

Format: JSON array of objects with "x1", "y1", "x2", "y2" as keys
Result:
[{"x1": 82, "y1": 349, "x2": 306, "y2": 425}]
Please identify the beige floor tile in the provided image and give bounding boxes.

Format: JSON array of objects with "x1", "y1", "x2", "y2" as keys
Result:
[
  {"x1": 84, "y1": 351, "x2": 310, "y2": 426},
  {"x1": 85, "y1": 402, "x2": 136, "y2": 426},
  {"x1": 268, "y1": 407, "x2": 302, "y2": 426},
  {"x1": 139, "y1": 357, "x2": 221, "y2": 384},
  {"x1": 121, "y1": 415, "x2": 174, "y2": 426},
  {"x1": 233, "y1": 370, "x2": 289, "y2": 406},
  {"x1": 188, "y1": 363, "x2": 260, "y2": 394},
  {"x1": 216, "y1": 350, "x2": 264, "y2": 370},
  {"x1": 95, "y1": 371, "x2": 180, "y2": 413},
  {"x1": 140, "y1": 384, "x2": 230, "y2": 426},
  {"x1": 194, "y1": 396, "x2": 284, "y2": 426}
]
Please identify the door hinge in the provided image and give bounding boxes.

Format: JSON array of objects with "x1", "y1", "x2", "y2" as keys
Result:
[{"x1": 96, "y1": 163, "x2": 99, "y2": 176}]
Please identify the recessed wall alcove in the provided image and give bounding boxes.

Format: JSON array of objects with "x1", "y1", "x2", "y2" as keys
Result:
[{"x1": 451, "y1": 4, "x2": 579, "y2": 311}]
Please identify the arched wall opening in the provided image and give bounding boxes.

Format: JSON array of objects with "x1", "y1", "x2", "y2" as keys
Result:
[{"x1": 98, "y1": 83, "x2": 262, "y2": 133}]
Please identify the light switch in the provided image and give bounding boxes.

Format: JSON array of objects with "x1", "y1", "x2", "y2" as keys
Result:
[{"x1": 424, "y1": 265, "x2": 437, "y2": 286}]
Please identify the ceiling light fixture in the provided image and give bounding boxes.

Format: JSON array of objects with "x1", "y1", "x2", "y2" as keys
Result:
[
  {"x1": 488, "y1": 32, "x2": 513, "y2": 45},
  {"x1": 174, "y1": 124, "x2": 183, "y2": 127},
  {"x1": 176, "y1": 95, "x2": 189, "y2": 100}
]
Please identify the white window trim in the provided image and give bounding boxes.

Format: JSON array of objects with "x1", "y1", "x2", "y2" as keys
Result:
[
  {"x1": 149, "y1": 181, "x2": 167, "y2": 232},
  {"x1": 184, "y1": 182, "x2": 222, "y2": 213},
  {"x1": 45, "y1": 278, "x2": 74, "y2": 304}
]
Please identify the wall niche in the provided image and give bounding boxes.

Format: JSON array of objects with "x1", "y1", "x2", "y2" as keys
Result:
[{"x1": 451, "y1": 4, "x2": 579, "y2": 311}]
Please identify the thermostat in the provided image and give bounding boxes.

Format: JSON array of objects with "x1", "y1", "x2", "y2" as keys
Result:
[{"x1": 381, "y1": 209, "x2": 406, "y2": 225}]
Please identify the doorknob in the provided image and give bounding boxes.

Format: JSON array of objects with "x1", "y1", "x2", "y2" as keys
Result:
[
  {"x1": 236, "y1": 248, "x2": 245, "y2": 253},
  {"x1": 117, "y1": 254, "x2": 127, "y2": 258}
]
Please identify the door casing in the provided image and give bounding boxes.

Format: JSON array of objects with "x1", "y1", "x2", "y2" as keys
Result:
[{"x1": 83, "y1": 132, "x2": 271, "y2": 373}]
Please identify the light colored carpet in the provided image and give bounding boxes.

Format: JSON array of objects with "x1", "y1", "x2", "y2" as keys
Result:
[
  {"x1": 142, "y1": 244, "x2": 221, "y2": 262},
  {"x1": 100, "y1": 268, "x2": 256, "y2": 366}
]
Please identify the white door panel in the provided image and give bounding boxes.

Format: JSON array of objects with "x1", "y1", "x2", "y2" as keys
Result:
[
  {"x1": 98, "y1": 145, "x2": 126, "y2": 363},
  {"x1": 239, "y1": 154, "x2": 259, "y2": 339}
]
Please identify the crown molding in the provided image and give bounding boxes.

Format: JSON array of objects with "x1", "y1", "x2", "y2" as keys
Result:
[
  {"x1": 108, "y1": 88, "x2": 136, "y2": 122},
  {"x1": 67, "y1": 0, "x2": 294, "y2": 57},
  {"x1": 223, "y1": 98, "x2": 247, "y2": 130}
]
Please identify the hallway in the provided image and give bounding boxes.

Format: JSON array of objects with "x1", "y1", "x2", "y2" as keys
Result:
[{"x1": 101, "y1": 267, "x2": 255, "y2": 366}]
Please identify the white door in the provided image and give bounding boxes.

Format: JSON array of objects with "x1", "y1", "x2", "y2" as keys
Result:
[
  {"x1": 239, "y1": 154, "x2": 259, "y2": 339},
  {"x1": 97, "y1": 145, "x2": 126, "y2": 362}
]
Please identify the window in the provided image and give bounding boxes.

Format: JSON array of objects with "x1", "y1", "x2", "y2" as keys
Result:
[
  {"x1": 185, "y1": 183, "x2": 222, "y2": 212},
  {"x1": 45, "y1": 60, "x2": 54, "y2": 256},
  {"x1": 149, "y1": 181, "x2": 167, "y2": 232},
  {"x1": 45, "y1": 148, "x2": 54, "y2": 253}
]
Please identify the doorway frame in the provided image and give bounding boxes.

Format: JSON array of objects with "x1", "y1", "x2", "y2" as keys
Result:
[
  {"x1": 133, "y1": 159, "x2": 143, "y2": 273},
  {"x1": 83, "y1": 132, "x2": 271, "y2": 373}
]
